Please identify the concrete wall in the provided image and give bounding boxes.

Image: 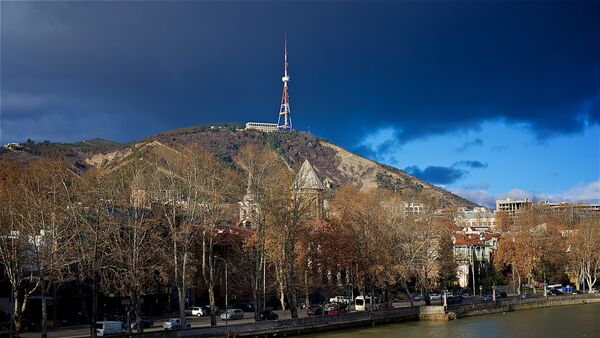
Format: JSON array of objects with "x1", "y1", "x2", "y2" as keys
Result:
[
  {"x1": 449, "y1": 294, "x2": 600, "y2": 319},
  {"x1": 112, "y1": 307, "x2": 419, "y2": 338},
  {"x1": 111, "y1": 295, "x2": 600, "y2": 338}
]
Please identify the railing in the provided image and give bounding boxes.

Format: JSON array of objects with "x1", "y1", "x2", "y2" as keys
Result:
[{"x1": 447, "y1": 293, "x2": 600, "y2": 313}]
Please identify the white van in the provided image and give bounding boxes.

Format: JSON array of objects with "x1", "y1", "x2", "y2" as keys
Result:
[
  {"x1": 96, "y1": 321, "x2": 126, "y2": 336},
  {"x1": 354, "y1": 296, "x2": 372, "y2": 311}
]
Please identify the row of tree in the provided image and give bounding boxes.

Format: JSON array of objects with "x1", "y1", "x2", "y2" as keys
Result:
[
  {"x1": 494, "y1": 206, "x2": 600, "y2": 294},
  {"x1": 0, "y1": 143, "x2": 455, "y2": 335}
]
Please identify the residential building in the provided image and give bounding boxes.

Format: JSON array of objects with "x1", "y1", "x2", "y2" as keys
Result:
[
  {"x1": 453, "y1": 233, "x2": 499, "y2": 288},
  {"x1": 454, "y1": 207, "x2": 496, "y2": 234}
]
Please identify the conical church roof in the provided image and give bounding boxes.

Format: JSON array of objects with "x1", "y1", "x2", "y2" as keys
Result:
[{"x1": 293, "y1": 159, "x2": 324, "y2": 190}]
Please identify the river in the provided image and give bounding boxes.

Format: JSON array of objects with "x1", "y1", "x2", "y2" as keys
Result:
[{"x1": 309, "y1": 303, "x2": 600, "y2": 338}]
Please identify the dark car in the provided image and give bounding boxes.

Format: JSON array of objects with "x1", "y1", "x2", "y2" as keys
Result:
[
  {"x1": 259, "y1": 309, "x2": 279, "y2": 321},
  {"x1": 548, "y1": 289, "x2": 563, "y2": 296},
  {"x1": 481, "y1": 294, "x2": 493, "y2": 302},
  {"x1": 447, "y1": 295, "x2": 464, "y2": 305},
  {"x1": 131, "y1": 317, "x2": 154, "y2": 329},
  {"x1": 498, "y1": 292, "x2": 508, "y2": 298},
  {"x1": 307, "y1": 305, "x2": 323, "y2": 316},
  {"x1": 324, "y1": 303, "x2": 348, "y2": 315}
]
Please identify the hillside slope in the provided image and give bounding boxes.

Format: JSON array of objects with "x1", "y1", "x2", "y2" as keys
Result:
[{"x1": 2, "y1": 126, "x2": 477, "y2": 208}]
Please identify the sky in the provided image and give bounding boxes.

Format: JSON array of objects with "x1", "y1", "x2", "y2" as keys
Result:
[{"x1": 1, "y1": 1, "x2": 599, "y2": 208}]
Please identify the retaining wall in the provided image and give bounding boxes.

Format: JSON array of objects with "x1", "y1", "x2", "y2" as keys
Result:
[{"x1": 448, "y1": 294, "x2": 600, "y2": 319}]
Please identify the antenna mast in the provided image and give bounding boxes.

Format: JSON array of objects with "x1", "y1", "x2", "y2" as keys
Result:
[{"x1": 277, "y1": 37, "x2": 293, "y2": 131}]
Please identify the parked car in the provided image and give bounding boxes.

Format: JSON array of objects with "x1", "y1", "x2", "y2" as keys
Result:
[
  {"x1": 260, "y1": 309, "x2": 279, "y2": 321},
  {"x1": 548, "y1": 289, "x2": 563, "y2": 296},
  {"x1": 519, "y1": 293, "x2": 531, "y2": 299},
  {"x1": 498, "y1": 292, "x2": 508, "y2": 298},
  {"x1": 220, "y1": 309, "x2": 244, "y2": 320},
  {"x1": 429, "y1": 293, "x2": 442, "y2": 301},
  {"x1": 130, "y1": 317, "x2": 154, "y2": 329},
  {"x1": 307, "y1": 305, "x2": 323, "y2": 316},
  {"x1": 96, "y1": 321, "x2": 126, "y2": 336},
  {"x1": 162, "y1": 318, "x2": 191, "y2": 330},
  {"x1": 481, "y1": 294, "x2": 493, "y2": 302},
  {"x1": 328, "y1": 296, "x2": 351, "y2": 304},
  {"x1": 447, "y1": 295, "x2": 464, "y2": 305},
  {"x1": 462, "y1": 293, "x2": 474, "y2": 299},
  {"x1": 411, "y1": 293, "x2": 423, "y2": 301},
  {"x1": 324, "y1": 303, "x2": 348, "y2": 315},
  {"x1": 185, "y1": 306, "x2": 206, "y2": 316}
]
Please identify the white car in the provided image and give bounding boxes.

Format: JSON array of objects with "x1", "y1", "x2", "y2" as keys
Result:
[
  {"x1": 220, "y1": 309, "x2": 244, "y2": 320},
  {"x1": 188, "y1": 306, "x2": 206, "y2": 316},
  {"x1": 429, "y1": 293, "x2": 442, "y2": 301},
  {"x1": 162, "y1": 318, "x2": 191, "y2": 330}
]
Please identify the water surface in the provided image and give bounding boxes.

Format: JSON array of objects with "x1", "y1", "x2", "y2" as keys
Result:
[{"x1": 309, "y1": 303, "x2": 600, "y2": 338}]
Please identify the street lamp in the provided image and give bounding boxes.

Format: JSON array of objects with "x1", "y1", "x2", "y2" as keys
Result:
[{"x1": 214, "y1": 256, "x2": 228, "y2": 326}]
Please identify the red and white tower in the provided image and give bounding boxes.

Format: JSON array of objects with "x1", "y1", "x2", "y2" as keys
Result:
[{"x1": 277, "y1": 38, "x2": 293, "y2": 131}]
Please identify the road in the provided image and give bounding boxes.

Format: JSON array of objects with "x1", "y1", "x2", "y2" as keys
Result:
[{"x1": 19, "y1": 295, "x2": 541, "y2": 338}]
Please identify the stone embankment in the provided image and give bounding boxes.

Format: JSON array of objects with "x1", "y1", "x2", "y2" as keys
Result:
[
  {"x1": 112, "y1": 294, "x2": 600, "y2": 338},
  {"x1": 448, "y1": 293, "x2": 600, "y2": 319}
]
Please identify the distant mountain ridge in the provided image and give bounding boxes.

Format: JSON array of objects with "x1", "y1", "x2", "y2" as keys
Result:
[{"x1": 1, "y1": 125, "x2": 477, "y2": 208}]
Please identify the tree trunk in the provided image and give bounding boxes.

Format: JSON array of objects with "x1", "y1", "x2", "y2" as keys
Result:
[
  {"x1": 91, "y1": 280, "x2": 97, "y2": 338},
  {"x1": 134, "y1": 295, "x2": 143, "y2": 333},
  {"x1": 208, "y1": 286, "x2": 216, "y2": 326},
  {"x1": 13, "y1": 289, "x2": 21, "y2": 332},
  {"x1": 402, "y1": 280, "x2": 414, "y2": 307},
  {"x1": 177, "y1": 287, "x2": 185, "y2": 324},
  {"x1": 53, "y1": 285, "x2": 57, "y2": 328},
  {"x1": 304, "y1": 268, "x2": 310, "y2": 308},
  {"x1": 41, "y1": 285, "x2": 48, "y2": 338}
]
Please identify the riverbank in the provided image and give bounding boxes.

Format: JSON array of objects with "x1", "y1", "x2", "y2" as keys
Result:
[
  {"x1": 448, "y1": 293, "x2": 600, "y2": 319},
  {"x1": 108, "y1": 294, "x2": 600, "y2": 337},
  {"x1": 308, "y1": 302, "x2": 600, "y2": 338}
]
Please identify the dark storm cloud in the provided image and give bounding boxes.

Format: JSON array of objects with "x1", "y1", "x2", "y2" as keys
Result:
[
  {"x1": 405, "y1": 160, "x2": 488, "y2": 184},
  {"x1": 1, "y1": 2, "x2": 599, "y2": 145},
  {"x1": 455, "y1": 160, "x2": 488, "y2": 169},
  {"x1": 405, "y1": 165, "x2": 467, "y2": 185}
]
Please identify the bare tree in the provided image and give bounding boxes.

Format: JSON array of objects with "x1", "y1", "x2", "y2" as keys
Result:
[
  {"x1": 19, "y1": 160, "x2": 75, "y2": 338},
  {"x1": 69, "y1": 168, "x2": 115, "y2": 337},
  {"x1": 568, "y1": 214, "x2": 600, "y2": 293},
  {"x1": 101, "y1": 166, "x2": 167, "y2": 332},
  {"x1": 0, "y1": 160, "x2": 39, "y2": 332},
  {"x1": 236, "y1": 144, "x2": 284, "y2": 320}
]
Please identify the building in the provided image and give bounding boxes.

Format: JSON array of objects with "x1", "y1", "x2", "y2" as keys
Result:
[
  {"x1": 245, "y1": 122, "x2": 278, "y2": 133},
  {"x1": 453, "y1": 233, "x2": 499, "y2": 288},
  {"x1": 538, "y1": 201, "x2": 600, "y2": 215},
  {"x1": 454, "y1": 207, "x2": 496, "y2": 234},
  {"x1": 293, "y1": 159, "x2": 325, "y2": 220},
  {"x1": 404, "y1": 202, "x2": 424, "y2": 214},
  {"x1": 495, "y1": 198, "x2": 532, "y2": 217}
]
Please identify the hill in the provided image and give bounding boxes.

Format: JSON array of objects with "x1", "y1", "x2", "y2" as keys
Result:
[{"x1": 2, "y1": 125, "x2": 477, "y2": 208}]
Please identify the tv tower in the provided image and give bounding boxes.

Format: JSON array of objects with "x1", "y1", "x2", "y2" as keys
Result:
[{"x1": 277, "y1": 38, "x2": 293, "y2": 131}]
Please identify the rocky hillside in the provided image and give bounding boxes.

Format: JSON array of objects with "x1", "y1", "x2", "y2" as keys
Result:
[{"x1": 2, "y1": 125, "x2": 477, "y2": 208}]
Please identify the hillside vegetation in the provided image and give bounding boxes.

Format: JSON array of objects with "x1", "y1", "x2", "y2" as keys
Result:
[{"x1": 2, "y1": 125, "x2": 477, "y2": 208}]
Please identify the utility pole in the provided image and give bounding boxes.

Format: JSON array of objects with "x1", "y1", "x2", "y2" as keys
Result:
[{"x1": 470, "y1": 245, "x2": 476, "y2": 295}]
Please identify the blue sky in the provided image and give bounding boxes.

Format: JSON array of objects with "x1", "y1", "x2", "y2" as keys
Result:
[{"x1": 1, "y1": 1, "x2": 599, "y2": 208}]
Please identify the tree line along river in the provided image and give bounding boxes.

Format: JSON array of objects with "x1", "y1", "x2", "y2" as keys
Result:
[{"x1": 308, "y1": 303, "x2": 600, "y2": 338}]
